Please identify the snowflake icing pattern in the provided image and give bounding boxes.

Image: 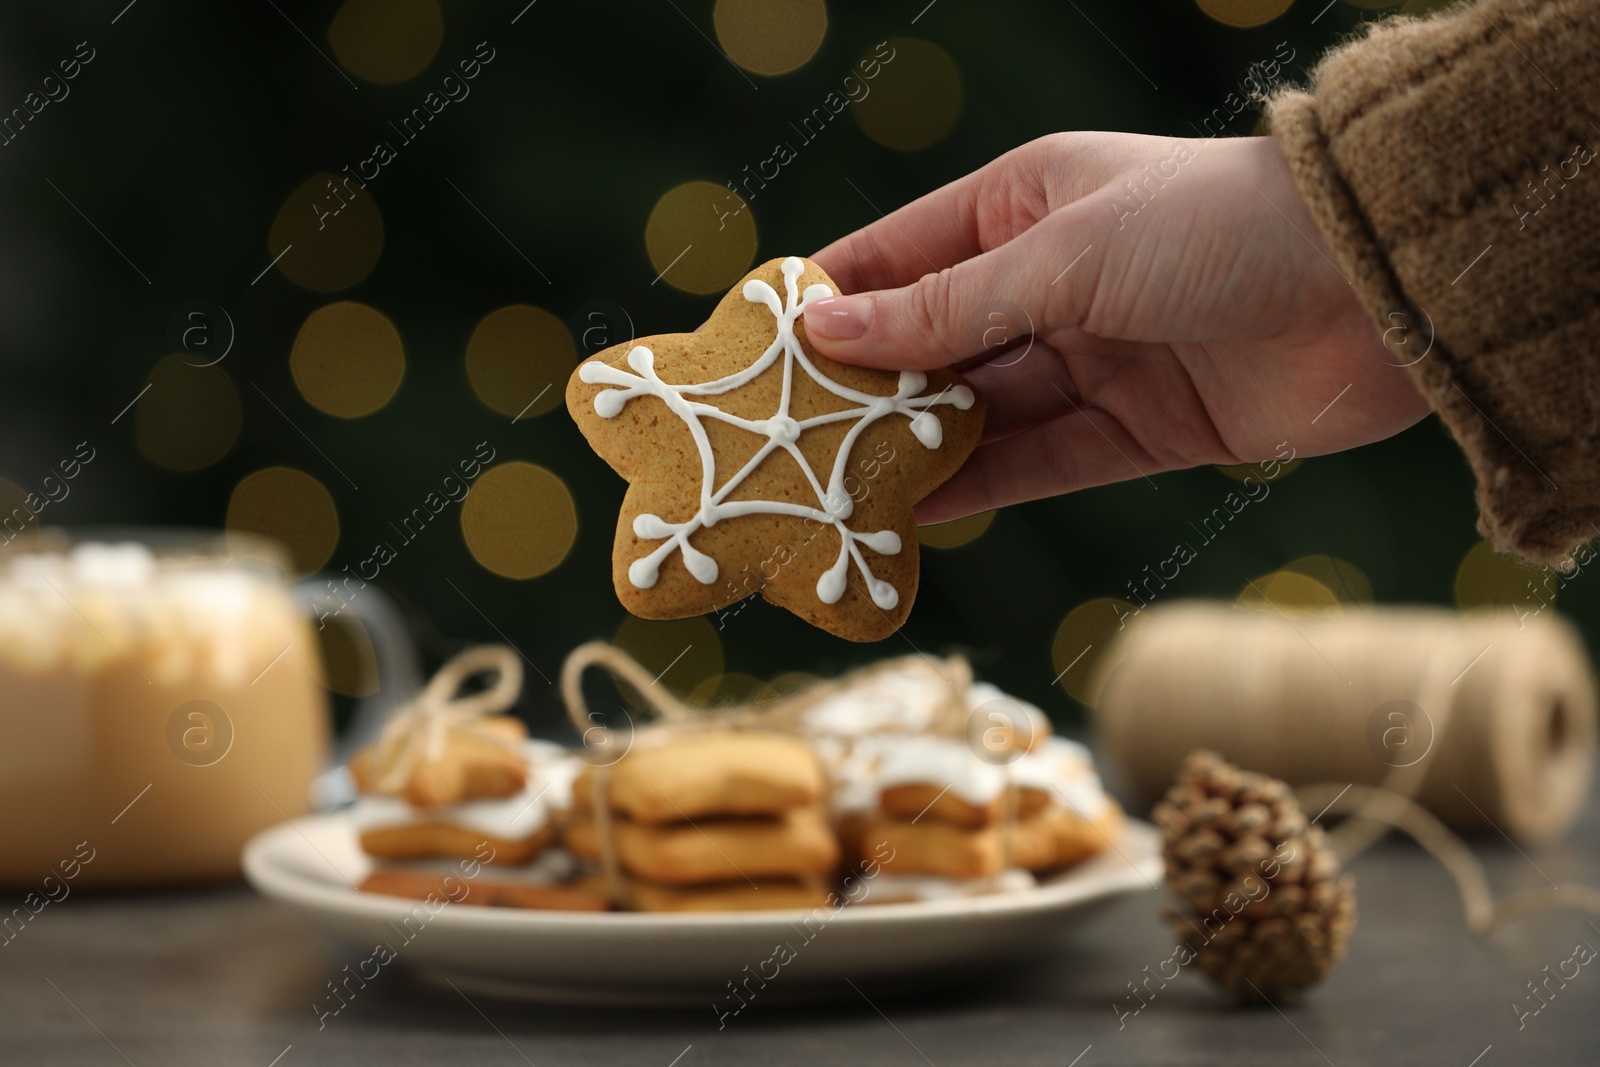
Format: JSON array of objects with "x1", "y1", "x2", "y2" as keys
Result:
[{"x1": 579, "y1": 256, "x2": 975, "y2": 610}]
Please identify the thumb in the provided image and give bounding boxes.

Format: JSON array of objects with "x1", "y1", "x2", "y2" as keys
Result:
[{"x1": 801, "y1": 209, "x2": 1101, "y2": 370}]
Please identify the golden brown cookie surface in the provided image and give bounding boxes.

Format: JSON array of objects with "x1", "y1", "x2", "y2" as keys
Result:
[
  {"x1": 357, "y1": 821, "x2": 554, "y2": 866},
  {"x1": 350, "y1": 715, "x2": 528, "y2": 808},
  {"x1": 879, "y1": 783, "x2": 1003, "y2": 827},
  {"x1": 573, "y1": 731, "x2": 824, "y2": 823},
  {"x1": 565, "y1": 806, "x2": 838, "y2": 885},
  {"x1": 862, "y1": 817, "x2": 1004, "y2": 879},
  {"x1": 566, "y1": 256, "x2": 985, "y2": 642}
]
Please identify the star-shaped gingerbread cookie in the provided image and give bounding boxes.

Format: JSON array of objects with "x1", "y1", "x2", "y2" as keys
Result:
[{"x1": 566, "y1": 256, "x2": 985, "y2": 642}]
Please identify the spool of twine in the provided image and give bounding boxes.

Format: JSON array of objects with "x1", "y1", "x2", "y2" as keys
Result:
[{"x1": 1094, "y1": 603, "x2": 1597, "y2": 846}]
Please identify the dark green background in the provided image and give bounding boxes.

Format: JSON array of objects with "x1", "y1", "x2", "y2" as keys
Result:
[{"x1": 3, "y1": 0, "x2": 1573, "y2": 739}]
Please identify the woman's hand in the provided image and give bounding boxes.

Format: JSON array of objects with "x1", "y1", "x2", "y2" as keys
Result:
[{"x1": 804, "y1": 132, "x2": 1431, "y2": 523}]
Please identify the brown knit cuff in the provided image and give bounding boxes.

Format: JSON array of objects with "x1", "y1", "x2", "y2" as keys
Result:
[{"x1": 1267, "y1": 0, "x2": 1600, "y2": 566}]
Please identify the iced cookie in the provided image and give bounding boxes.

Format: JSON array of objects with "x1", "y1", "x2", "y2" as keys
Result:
[
  {"x1": 879, "y1": 783, "x2": 1001, "y2": 827},
  {"x1": 1010, "y1": 737, "x2": 1103, "y2": 809},
  {"x1": 566, "y1": 256, "x2": 985, "y2": 642},
  {"x1": 859, "y1": 800, "x2": 1121, "y2": 878},
  {"x1": 352, "y1": 739, "x2": 578, "y2": 865},
  {"x1": 873, "y1": 735, "x2": 1009, "y2": 827},
  {"x1": 798, "y1": 664, "x2": 1119, "y2": 883}
]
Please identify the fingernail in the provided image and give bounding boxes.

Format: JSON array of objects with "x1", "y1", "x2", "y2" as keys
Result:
[{"x1": 803, "y1": 295, "x2": 872, "y2": 341}]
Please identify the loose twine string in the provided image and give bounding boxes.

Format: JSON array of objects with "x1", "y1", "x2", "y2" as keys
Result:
[
  {"x1": 1094, "y1": 603, "x2": 1600, "y2": 937},
  {"x1": 1297, "y1": 783, "x2": 1600, "y2": 934},
  {"x1": 557, "y1": 641, "x2": 1028, "y2": 908}
]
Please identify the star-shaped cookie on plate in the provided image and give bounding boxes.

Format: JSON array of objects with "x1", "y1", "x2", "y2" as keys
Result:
[{"x1": 565, "y1": 256, "x2": 985, "y2": 642}]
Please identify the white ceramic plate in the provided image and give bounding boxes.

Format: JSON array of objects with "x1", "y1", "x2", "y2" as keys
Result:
[{"x1": 242, "y1": 813, "x2": 1160, "y2": 1006}]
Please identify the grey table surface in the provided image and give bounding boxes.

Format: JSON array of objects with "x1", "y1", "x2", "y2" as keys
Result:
[{"x1": 5, "y1": 793, "x2": 1598, "y2": 1067}]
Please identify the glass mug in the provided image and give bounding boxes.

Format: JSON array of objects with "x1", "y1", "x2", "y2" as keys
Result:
[{"x1": 0, "y1": 528, "x2": 414, "y2": 889}]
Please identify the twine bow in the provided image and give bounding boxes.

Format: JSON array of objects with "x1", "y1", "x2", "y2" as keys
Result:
[{"x1": 368, "y1": 645, "x2": 524, "y2": 796}]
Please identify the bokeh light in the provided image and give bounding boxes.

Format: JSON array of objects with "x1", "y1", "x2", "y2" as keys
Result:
[
  {"x1": 267, "y1": 172, "x2": 385, "y2": 292},
  {"x1": 459, "y1": 461, "x2": 577, "y2": 579},
  {"x1": 1454, "y1": 540, "x2": 1554, "y2": 614},
  {"x1": 1236, "y1": 570, "x2": 1343, "y2": 616},
  {"x1": 135, "y1": 355, "x2": 242, "y2": 472},
  {"x1": 611, "y1": 615, "x2": 724, "y2": 704},
  {"x1": 1282, "y1": 554, "x2": 1374, "y2": 604},
  {"x1": 918, "y1": 509, "x2": 996, "y2": 549},
  {"x1": 644, "y1": 181, "x2": 757, "y2": 296},
  {"x1": 713, "y1": 0, "x2": 828, "y2": 76},
  {"x1": 1051, "y1": 597, "x2": 1140, "y2": 708},
  {"x1": 757, "y1": 670, "x2": 820, "y2": 703},
  {"x1": 226, "y1": 467, "x2": 340, "y2": 578},
  {"x1": 327, "y1": 0, "x2": 443, "y2": 85},
  {"x1": 851, "y1": 38, "x2": 962, "y2": 152},
  {"x1": 290, "y1": 302, "x2": 406, "y2": 419},
  {"x1": 1195, "y1": 0, "x2": 1295, "y2": 28},
  {"x1": 465, "y1": 305, "x2": 575, "y2": 419}
]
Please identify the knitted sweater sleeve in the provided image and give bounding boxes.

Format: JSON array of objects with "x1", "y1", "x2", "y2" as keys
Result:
[{"x1": 1267, "y1": 0, "x2": 1600, "y2": 565}]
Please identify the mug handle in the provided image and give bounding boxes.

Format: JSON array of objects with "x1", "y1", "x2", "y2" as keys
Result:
[{"x1": 290, "y1": 576, "x2": 423, "y2": 809}]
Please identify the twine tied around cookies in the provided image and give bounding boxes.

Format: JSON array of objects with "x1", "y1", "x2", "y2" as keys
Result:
[
  {"x1": 366, "y1": 645, "x2": 524, "y2": 796},
  {"x1": 558, "y1": 641, "x2": 1036, "y2": 908}
]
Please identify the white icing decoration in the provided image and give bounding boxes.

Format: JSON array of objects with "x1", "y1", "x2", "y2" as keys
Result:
[
  {"x1": 1010, "y1": 736, "x2": 1110, "y2": 818},
  {"x1": 874, "y1": 734, "x2": 1008, "y2": 805},
  {"x1": 858, "y1": 731, "x2": 1108, "y2": 815},
  {"x1": 800, "y1": 664, "x2": 951, "y2": 738},
  {"x1": 800, "y1": 670, "x2": 1112, "y2": 820},
  {"x1": 580, "y1": 256, "x2": 974, "y2": 608},
  {"x1": 352, "y1": 740, "x2": 581, "y2": 841},
  {"x1": 830, "y1": 744, "x2": 885, "y2": 814},
  {"x1": 908, "y1": 411, "x2": 943, "y2": 448},
  {"x1": 965, "y1": 681, "x2": 1051, "y2": 743}
]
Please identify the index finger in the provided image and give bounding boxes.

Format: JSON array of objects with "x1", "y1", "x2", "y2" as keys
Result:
[
  {"x1": 812, "y1": 169, "x2": 985, "y2": 294},
  {"x1": 811, "y1": 132, "x2": 1125, "y2": 294}
]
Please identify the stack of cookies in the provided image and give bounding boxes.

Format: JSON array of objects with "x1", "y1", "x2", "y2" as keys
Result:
[
  {"x1": 351, "y1": 716, "x2": 558, "y2": 864},
  {"x1": 565, "y1": 731, "x2": 840, "y2": 912},
  {"x1": 349, "y1": 719, "x2": 603, "y2": 909},
  {"x1": 850, "y1": 732, "x2": 1122, "y2": 904},
  {"x1": 1009, "y1": 736, "x2": 1123, "y2": 868}
]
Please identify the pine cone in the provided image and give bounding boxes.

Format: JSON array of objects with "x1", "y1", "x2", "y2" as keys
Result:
[{"x1": 1151, "y1": 750, "x2": 1356, "y2": 1002}]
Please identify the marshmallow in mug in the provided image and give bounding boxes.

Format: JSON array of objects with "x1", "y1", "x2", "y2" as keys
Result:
[{"x1": 0, "y1": 542, "x2": 301, "y2": 683}]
